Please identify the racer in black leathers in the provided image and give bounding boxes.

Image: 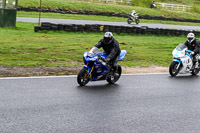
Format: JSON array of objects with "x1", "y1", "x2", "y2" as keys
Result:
[
  {"x1": 184, "y1": 33, "x2": 200, "y2": 65},
  {"x1": 89, "y1": 32, "x2": 121, "y2": 71}
]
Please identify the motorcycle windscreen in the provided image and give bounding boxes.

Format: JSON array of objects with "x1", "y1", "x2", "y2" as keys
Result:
[
  {"x1": 118, "y1": 50, "x2": 127, "y2": 61},
  {"x1": 176, "y1": 44, "x2": 187, "y2": 51}
]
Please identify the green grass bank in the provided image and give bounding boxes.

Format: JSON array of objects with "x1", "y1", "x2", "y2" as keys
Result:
[
  {"x1": 18, "y1": 0, "x2": 200, "y2": 20},
  {"x1": 0, "y1": 22, "x2": 192, "y2": 68}
]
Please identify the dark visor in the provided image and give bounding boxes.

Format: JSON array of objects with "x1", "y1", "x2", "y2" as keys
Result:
[
  {"x1": 188, "y1": 37, "x2": 193, "y2": 41},
  {"x1": 104, "y1": 37, "x2": 111, "y2": 43}
]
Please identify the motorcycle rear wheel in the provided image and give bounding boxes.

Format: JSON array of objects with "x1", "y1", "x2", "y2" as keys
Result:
[
  {"x1": 191, "y1": 63, "x2": 199, "y2": 75},
  {"x1": 106, "y1": 65, "x2": 122, "y2": 84},
  {"x1": 77, "y1": 67, "x2": 89, "y2": 86},
  {"x1": 169, "y1": 61, "x2": 180, "y2": 77}
]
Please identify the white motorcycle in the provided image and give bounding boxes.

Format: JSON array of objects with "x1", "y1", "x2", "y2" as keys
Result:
[
  {"x1": 127, "y1": 14, "x2": 139, "y2": 25},
  {"x1": 169, "y1": 43, "x2": 200, "y2": 77}
]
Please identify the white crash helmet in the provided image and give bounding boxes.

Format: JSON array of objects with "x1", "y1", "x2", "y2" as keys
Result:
[
  {"x1": 103, "y1": 32, "x2": 114, "y2": 44},
  {"x1": 187, "y1": 33, "x2": 195, "y2": 43},
  {"x1": 131, "y1": 10, "x2": 136, "y2": 13}
]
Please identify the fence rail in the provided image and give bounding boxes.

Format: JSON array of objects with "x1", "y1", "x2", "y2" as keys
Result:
[{"x1": 155, "y1": 2, "x2": 192, "y2": 11}]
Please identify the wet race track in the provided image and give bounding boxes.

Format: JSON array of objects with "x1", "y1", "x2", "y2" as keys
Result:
[{"x1": 1, "y1": 74, "x2": 200, "y2": 133}]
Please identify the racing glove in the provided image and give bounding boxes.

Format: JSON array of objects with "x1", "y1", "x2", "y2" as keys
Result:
[
  {"x1": 105, "y1": 57, "x2": 111, "y2": 63},
  {"x1": 190, "y1": 51, "x2": 195, "y2": 55}
]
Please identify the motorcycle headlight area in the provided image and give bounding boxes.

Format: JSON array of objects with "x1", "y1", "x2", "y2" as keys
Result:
[
  {"x1": 173, "y1": 51, "x2": 185, "y2": 58},
  {"x1": 89, "y1": 56, "x2": 98, "y2": 61}
]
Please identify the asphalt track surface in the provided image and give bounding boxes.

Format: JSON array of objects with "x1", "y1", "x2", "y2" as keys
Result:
[
  {"x1": 17, "y1": 17, "x2": 200, "y2": 31},
  {"x1": 1, "y1": 74, "x2": 200, "y2": 133}
]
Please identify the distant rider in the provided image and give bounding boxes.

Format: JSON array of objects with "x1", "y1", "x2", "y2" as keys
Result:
[
  {"x1": 89, "y1": 32, "x2": 121, "y2": 71},
  {"x1": 150, "y1": 1, "x2": 157, "y2": 8},
  {"x1": 184, "y1": 33, "x2": 200, "y2": 66},
  {"x1": 130, "y1": 10, "x2": 137, "y2": 19}
]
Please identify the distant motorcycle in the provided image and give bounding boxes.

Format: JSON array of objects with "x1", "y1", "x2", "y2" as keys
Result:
[
  {"x1": 127, "y1": 14, "x2": 139, "y2": 25},
  {"x1": 169, "y1": 43, "x2": 200, "y2": 77},
  {"x1": 77, "y1": 50, "x2": 127, "y2": 86}
]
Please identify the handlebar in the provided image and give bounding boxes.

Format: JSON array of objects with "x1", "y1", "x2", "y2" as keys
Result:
[
  {"x1": 98, "y1": 54, "x2": 106, "y2": 62},
  {"x1": 97, "y1": 54, "x2": 107, "y2": 66},
  {"x1": 86, "y1": 54, "x2": 107, "y2": 65},
  {"x1": 186, "y1": 50, "x2": 192, "y2": 53}
]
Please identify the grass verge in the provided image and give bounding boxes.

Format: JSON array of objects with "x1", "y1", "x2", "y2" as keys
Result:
[{"x1": 0, "y1": 22, "x2": 191, "y2": 68}]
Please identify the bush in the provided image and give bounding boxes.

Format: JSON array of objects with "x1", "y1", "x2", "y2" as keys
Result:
[{"x1": 191, "y1": 3, "x2": 200, "y2": 14}]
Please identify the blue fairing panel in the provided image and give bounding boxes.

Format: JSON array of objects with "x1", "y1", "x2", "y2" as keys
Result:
[
  {"x1": 173, "y1": 58, "x2": 181, "y2": 64},
  {"x1": 185, "y1": 52, "x2": 193, "y2": 59},
  {"x1": 84, "y1": 50, "x2": 127, "y2": 61},
  {"x1": 83, "y1": 65, "x2": 89, "y2": 69},
  {"x1": 119, "y1": 50, "x2": 127, "y2": 61}
]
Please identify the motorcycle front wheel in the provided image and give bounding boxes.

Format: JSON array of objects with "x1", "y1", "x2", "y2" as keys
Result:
[
  {"x1": 127, "y1": 18, "x2": 132, "y2": 24},
  {"x1": 77, "y1": 67, "x2": 89, "y2": 86},
  {"x1": 169, "y1": 61, "x2": 180, "y2": 77},
  {"x1": 107, "y1": 65, "x2": 122, "y2": 84}
]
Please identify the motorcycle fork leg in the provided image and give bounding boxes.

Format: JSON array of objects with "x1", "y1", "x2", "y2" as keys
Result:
[
  {"x1": 176, "y1": 63, "x2": 180, "y2": 70},
  {"x1": 88, "y1": 66, "x2": 94, "y2": 79}
]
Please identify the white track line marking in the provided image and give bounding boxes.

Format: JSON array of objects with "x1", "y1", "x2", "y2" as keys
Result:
[{"x1": 0, "y1": 73, "x2": 168, "y2": 80}]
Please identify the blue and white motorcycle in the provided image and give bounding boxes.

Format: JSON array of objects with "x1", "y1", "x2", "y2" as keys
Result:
[
  {"x1": 77, "y1": 50, "x2": 127, "y2": 86},
  {"x1": 169, "y1": 43, "x2": 200, "y2": 77}
]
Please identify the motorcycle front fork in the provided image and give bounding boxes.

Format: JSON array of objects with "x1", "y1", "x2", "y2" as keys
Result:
[{"x1": 176, "y1": 63, "x2": 180, "y2": 70}]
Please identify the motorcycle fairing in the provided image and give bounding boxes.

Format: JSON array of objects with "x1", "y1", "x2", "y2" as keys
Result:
[
  {"x1": 83, "y1": 52, "x2": 109, "y2": 81},
  {"x1": 82, "y1": 50, "x2": 127, "y2": 81},
  {"x1": 172, "y1": 44, "x2": 194, "y2": 73},
  {"x1": 84, "y1": 50, "x2": 127, "y2": 62},
  {"x1": 119, "y1": 50, "x2": 127, "y2": 61},
  {"x1": 173, "y1": 58, "x2": 181, "y2": 64}
]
